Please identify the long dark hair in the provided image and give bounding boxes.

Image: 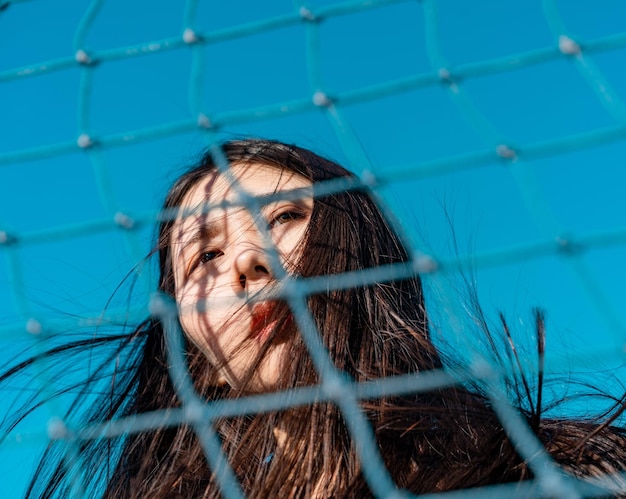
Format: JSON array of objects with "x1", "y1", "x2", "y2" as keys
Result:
[{"x1": 3, "y1": 139, "x2": 626, "y2": 497}]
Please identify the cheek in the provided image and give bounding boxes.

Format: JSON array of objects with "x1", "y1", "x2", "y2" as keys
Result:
[
  {"x1": 176, "y1": 283, "x2": 214, "y2": 349},
  {"x1": 275, "y1": 226, "x2": 307, "y2": 264},
  {"x1": 177, "y1": 308, "x2": 226, "y2": 372},
  {"x1": 177, "y1": 304, "x2": 207, "y2": 349},
  {"x1": 176, "y1": 286, "x2": 244, "y2": 353},
  {"x1": 175, "y1": 274, "x2": 218, "y2": 327}
]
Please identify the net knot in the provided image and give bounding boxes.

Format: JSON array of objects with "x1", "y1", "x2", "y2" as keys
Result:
[
  {"x1": 183, "y1": 400, "x2": 206, "y2": 424},
  {"x1": 75, "y1": 49, "x2": 94, "y2": 65},
  {"x1": 555, "y1": 235, "x2": 582, "y2": 255},
  {"x1": 0, "y1": 230, "x2": 16, "y2": 245},
  {"x1": 438, "y1": 67, "x2": 455, "y2": 85},
  {"x1": 558, "y1": 35, "x2": 581, "y2": 56},
  {"x1": 77, "y1": 133, "x2": 95, "y2": 149},
  {"x1": 323, "y1": 375, "x2": 350, "y2": 401},
  {"x1": 26, "y1": 318, "x2": 43, "y2": 335},
  {"x1": 413, "y1": 255, "x2": 438, "y2": 274},
  {"x1": 149, "y1": 292, "x2": 176, "y2": 318},
  {"x1": 359, "y1": 169, "x2": 377, "y2": 188},
  {"x1": 183, "y1": 28, "x2": 200, "y2": 44},
  {"x1": 470, "y1": 357, "x2": 496, "y2": 379},
  {"x1": 47, "y1": 417, "x2": 70, "y2": 441},
  {"x1": 114, "y1": 212, "x2": 135, "y2": 230},
  {"x1": 538, "y1": 474, "x2": 580, "y2": 499},
  {"x1": 197, "y1": 113, "x2": 213, "y2": 129},
  {"x1": 496, "y1": 144, "x2": 517, "y2": 161},
  {"x1": 312, "y1": 91, "x2": 332, "y2": 107},
  {"x1": 299, "y1": 6, "x2": 317, "y2": 22}
]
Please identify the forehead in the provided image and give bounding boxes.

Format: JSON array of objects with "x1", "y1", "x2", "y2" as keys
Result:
[
  {"x1": 185, "y1": 162, "x2": 311, "y2": 207},
  {"x1": 179, "y1": 162, "x2": 312, "y2": 213}
]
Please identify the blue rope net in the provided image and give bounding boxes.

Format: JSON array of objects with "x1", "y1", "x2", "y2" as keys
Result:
[{"x1": 1, "y1": 1, "x2": 626, "y2": 497}]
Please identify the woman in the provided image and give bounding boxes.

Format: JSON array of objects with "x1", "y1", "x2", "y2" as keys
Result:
[{"x1": 5, "y1": 139, "x2": 626, "y2": 498}]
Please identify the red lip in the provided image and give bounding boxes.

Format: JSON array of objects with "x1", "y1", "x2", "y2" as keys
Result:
[{"x1": 250, "y1": 301, "x2": 293, "y2": 341}]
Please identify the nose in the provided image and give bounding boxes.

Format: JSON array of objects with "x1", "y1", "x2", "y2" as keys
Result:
[{"x1": 231, "y1": 243, "x2": 271, "y2": 294}]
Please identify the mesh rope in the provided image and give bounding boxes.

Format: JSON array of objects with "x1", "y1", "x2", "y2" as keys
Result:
[{"x1": 1, "y1": 1, "x2": 626, "y2": 497}]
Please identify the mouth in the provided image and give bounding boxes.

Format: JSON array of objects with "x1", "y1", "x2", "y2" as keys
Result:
[{"x1": 250, "y1": 301, "x2": 294, "y2": 342}]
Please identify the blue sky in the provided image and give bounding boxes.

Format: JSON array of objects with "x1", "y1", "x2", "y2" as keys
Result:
[{"x1": 1, "y1": 0, "x2": 626, "y2": 496}]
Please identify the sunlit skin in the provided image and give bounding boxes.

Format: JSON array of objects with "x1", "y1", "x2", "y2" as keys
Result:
[{"x1": 172, "y1": 163, "x2": 313, "y2": 392}]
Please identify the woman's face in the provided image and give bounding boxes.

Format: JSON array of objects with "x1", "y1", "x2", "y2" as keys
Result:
[{"x1": 171, "y1": 162, "x2": 313, "y2": 392}]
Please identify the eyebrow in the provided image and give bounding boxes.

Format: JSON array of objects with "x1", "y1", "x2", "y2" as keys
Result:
[
  {"x1": 174, "y1": 219, "x2": 220, "y2": 267},
  {"x1": 182, "y1": 220, "x2": 219, "y2": 248}
]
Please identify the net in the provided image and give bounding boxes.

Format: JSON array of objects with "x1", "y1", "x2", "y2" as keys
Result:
[{"x1": 1, "y1": 0, "x2": 626, "y2": 497}]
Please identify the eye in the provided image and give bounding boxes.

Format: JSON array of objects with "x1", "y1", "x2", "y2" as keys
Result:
[
  {"x1": 268, "y1": 210, "x2": 304, "y2": 229},
  {"x1": 199, "y1": 250, "x2": 222, "y2": 265},
  {"x1": 185, "y1": 249, "x2": 223, "y2": 277}
]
